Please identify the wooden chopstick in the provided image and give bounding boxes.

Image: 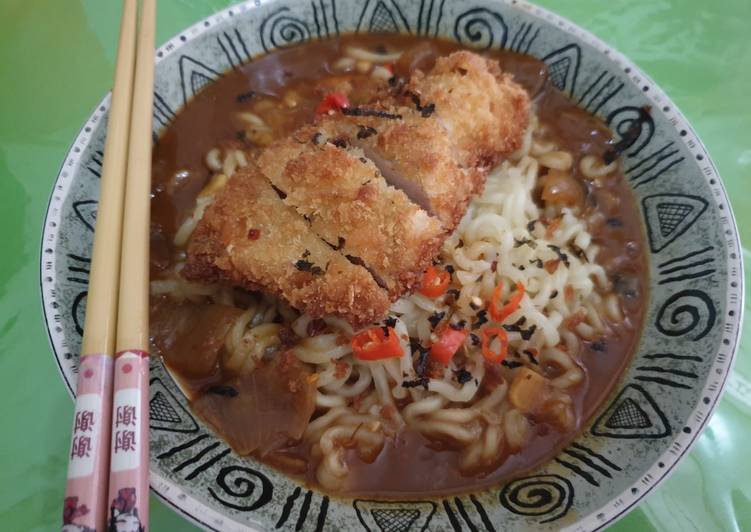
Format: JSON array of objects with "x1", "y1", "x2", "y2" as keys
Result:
[
  {"x1": 62, "y1": 1, "x2": 137, "y2": 531},
  {"x1": 107, "y1": 0, "x2": 156, "y2": 529}
]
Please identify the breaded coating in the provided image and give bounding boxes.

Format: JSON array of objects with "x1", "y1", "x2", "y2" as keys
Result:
[
  {"x1": 405, "y1": 51, "x2": 530, "y2": 169},
  {"x1": 182, "y1": 165, "x2": 390, "y2": 328},
  {"x1": 257, "y1": 126, "x2": 444, "y2": 298},
  {"x1": 319, "y1": 108, "x2": 483, "y2": 229}
]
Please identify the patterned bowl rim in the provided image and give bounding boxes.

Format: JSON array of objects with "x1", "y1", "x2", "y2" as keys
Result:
[{"x1": 39, "y1": 0, "x2": 744, "y2": 530}]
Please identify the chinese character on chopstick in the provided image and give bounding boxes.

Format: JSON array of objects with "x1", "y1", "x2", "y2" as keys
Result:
[
  {"x1": 115, "y1": 405, "x2": 137, "y2": 427},
  {"x1": 71, "y1": 435, "x2": 93, "y2": 459},
  {"x1": 74, "y1": 410, "x2": 95, "y2": 432},
  {"x1": 114, "y1": 430, "x2": 136, "y2": 453}
]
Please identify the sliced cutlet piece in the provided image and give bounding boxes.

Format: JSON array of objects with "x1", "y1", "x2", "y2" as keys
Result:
[
  {"x1": 404, "y1": 50, "x2": 530, "y2": 169},
  {"x1": 317, "y1": 107, "x2": 483, "y2": 230},
  {"x1": 182, "y1": 165, "x2": 390, "y2": 328},
  {"x1": 256, "y1": 125, "x2": 445, "y2": 299}
]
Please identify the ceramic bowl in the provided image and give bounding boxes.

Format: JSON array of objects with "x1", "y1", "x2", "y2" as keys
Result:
[{"x1": 41, "y1": 0, "x2": 743, "y2": 530}]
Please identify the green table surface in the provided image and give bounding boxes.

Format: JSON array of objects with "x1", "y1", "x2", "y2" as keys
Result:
[{"x1": 1, "y1": 1, "x2": 749, "y2": 530}]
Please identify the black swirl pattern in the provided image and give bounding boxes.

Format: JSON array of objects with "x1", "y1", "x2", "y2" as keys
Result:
[
  {"x1": 208, "y1": 466, "x2": 273, "y2": 512},
  {"x1": 453, "y1": 7, "x2": 508, "y2": 50},
  {"x1": 655, "y1": 289, "x2": 716, "y2": 341},
  {"x1": 606, "y1": 105, "x2": 655, "y2": 158},
  {"x1": 259, "y1": 7, "x2": 311, "y2": 53},
  {"x1": 499, "y1": 474, "x2": 573, "y2": 524}
]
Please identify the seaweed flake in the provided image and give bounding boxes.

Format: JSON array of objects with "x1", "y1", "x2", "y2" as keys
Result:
[
  {"x1": 295, "y1": 258, "x2": 324, "y2": 276},
  {"x1": 357, "y1": 125, "x2": 378, "y2": 139},
  {"x1": 236, "y1": 90, "x2": 256, "y2": 103},
  {"x1": 342, "y1": 107, "x2": 402, "y2": 120},
  {"x1": 207, "y1": 385, "x2": 239, "y2": 397},
  {"x1": 472, "y1": 310, "x2": 488, "y2": 330},
  {"x1": 384, "y1": 316, "x2": 397, "y2": 328},
  {"x1": 547, "y1": 245, "x2": 570, "y2": 267},
  {"x1": 590, "y1": 339, "x2": 608, "y2": 352},
  {"x1": 514, "y1": 237, "x2": 537, "y2": 249},
  {"x1": 569, "y1": 245, "x2": 589, "y2": 263},
  {"x1": 402, "y1": 377, "x2": 429, "y2": 389},
  {"x1": 606, "y1": 217, "x2": 623, "y2": 227},
  {"x1": 501, "y1": 360, "x2": 524, "y2": 369},
  {"x1": 412, "y1": 340, "x2": 431, "y2": 377},
  {"x1": 454, "y1": 368, "x2": 473, "y2": 384},
  {"x1": 503, "y1": 323, "x2": 537, "y2": 340},
  {"x1": 406, "y1": 91, "x2": 436, "y2": 118},
  {"x1": 520, "y1": 325, "x2": 537, "y2": 341},
  {"x1": 419, "y1": 103, "x2": 435, "y2": 118},
  {"x1": 523, "y1": 350, "x2": 539, "y2": 365},
  {"x1": 428, "y1": 311, "x2": 446, "y2": 329},
  {"x1": 330, "y1": 136, "x2": 349, "y2": 149}
]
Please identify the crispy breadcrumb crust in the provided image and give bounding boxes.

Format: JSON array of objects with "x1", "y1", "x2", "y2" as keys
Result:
[
  {"x1": 406, "y1": 51, "x2": 530, "y2": 169},
  {"x1": 182, "y1": 166, "x2": 391, "y2": 328},
  {"x1": 257, "y1": 126, "x2": 445, "y2": 298},
  {"x1": 322, "y1": 107, "x2": 482, "y2": 229}
]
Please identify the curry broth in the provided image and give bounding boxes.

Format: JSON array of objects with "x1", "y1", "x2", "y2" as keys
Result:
[{"x1": 150, "y1": 34, "x2": 647, "y2": 496}]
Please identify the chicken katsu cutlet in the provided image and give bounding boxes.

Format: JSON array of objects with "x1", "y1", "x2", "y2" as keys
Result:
[{"x1": 183, "y1": 50, "x2": 530, "y2": 328}]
